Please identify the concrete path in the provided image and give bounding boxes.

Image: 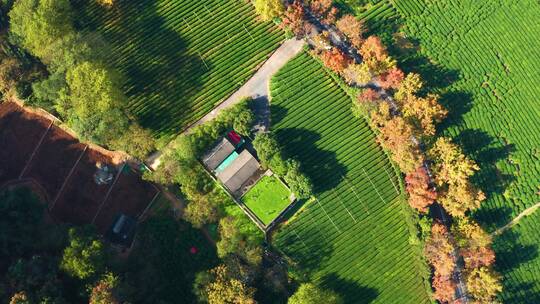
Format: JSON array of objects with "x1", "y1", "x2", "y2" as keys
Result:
[{"x1": 146, "y1": 38, "x2": 305, "y2": 170}]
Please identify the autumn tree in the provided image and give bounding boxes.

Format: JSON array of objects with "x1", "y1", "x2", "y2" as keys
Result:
[
  {"x1": 429, "y1": 137, "x2": 485, "y2": 216},
  {"x1": 89, "y1": 273, "x2": 120, "y2": 304},
  {"x1": 288, "y1": 283, "x2": 343, "y2": 304},
  {"x1": 461, "y1": 246, "x2": 496, "y2": 269},
  {"x1": 9, "y1": 292, "x2": 30, "y2": 304},
  {"x1": 342, "y1": 63, "x2": 371, "y2": 85},
  {"x1": 311, "y1": 31, "x2": 332, "y2": 52},
  {"x1": 309, "y1": 0, "x2": 337, "y2": 24},
  {"x1": 466, "y1": 267, "x2": 502, "y2": 303},
  {"x1": 204, "y1": 264, "x2": 256, "y2": 304},
  {"x1": 281, "y1": 1, "x2": 306, "y2": 37},
  {"x1": 370, "y1": 103, "x2": 423, "y2": 173},
  {"x1": 336, "y1": 14, "x2": 365, "y2": 48},
  {"x1": 96, "y1": 0, "x2": 114, "y2": 6},
  {"x1": 405, "y1": 166, "x2": 437, "y2": 213},
  {"x1": 253, "y1": 0, "x2": 284, "y2": 21},
  {"x1": 378, "y1": 67, "x2": 404, "y2": 90},
  {"x1": 360, "y1": 36, "x2": 387, "y2": 61},
  {"x1": 357, "y1": 88, "x2": 380, "y2": 103},
  {"x1": 401, "y1": 94, "x2": 448, "y2": 136},
  {"x1": 424, "y1": 222, "x2": 456, "y2": 277},
  {"x1": 394, "y1": 72, "x2": 422, "y2": 101},
  {"x1": 451, "y1": 217, "x2": 491, "y2": 250},
  {"x1": 359, "y1": 35, "x2": 396, "y2": 75},
  {"x1": 432, "y1": 274, "x2": 456, "y2": 304},
  {"x1": 320, "y1": 48, "x2": 351, "y2": 73}
]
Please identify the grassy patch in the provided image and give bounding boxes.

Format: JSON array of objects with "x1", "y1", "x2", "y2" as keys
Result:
[{"x1": 242, "y1": 175, "x2": 291, "y2": 225}]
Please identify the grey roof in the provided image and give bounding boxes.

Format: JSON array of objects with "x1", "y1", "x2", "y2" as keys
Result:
[
  {"x1": 202, "y1": 138, "x2": 235, "y2": 170},
  {"x1": 217, "y1": 150, "x2": 260, "y2": 193}
]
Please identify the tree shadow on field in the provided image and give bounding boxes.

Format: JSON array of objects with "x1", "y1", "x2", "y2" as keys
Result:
[
  {"x1": 269, "y1": 104, "x2": 288, "y2": 129},
  {"x1": 274, "y1": 224, "x2": 334, "y2": 277},
  {"x1": 492, "y1": 228, "x2": 539, "y2": 303},
  {"x1": 321, "y1": 273, "x2": 378, "y2": 304},
  {"x1": 273, "y1": 128, "x2": 347, "y2": 194},
  {"x1": 73, "y1": 0, "x2": 205, "y2": 136},
  {"x1": 453, "y1": 129, "x2": 516, "y2": 196}
]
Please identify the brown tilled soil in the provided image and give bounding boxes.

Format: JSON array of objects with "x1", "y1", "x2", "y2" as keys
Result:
[
  {"x1": 0, "y1": 103, "x2": 52, "y2": 186},
  {"x1": 93, "y1": 166, "x2": 159, "y2": 234},
  {"x1": 0, "y1": 102, "x2": 159, "y2": 233},
  {"x1": 50, "y1": 148, "x2": 116, "y2": 226},
  {"x1": 21, "y1": 125, "x2": 87, "y2": 199}
]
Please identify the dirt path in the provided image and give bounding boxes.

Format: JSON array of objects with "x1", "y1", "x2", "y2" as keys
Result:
[
  {"x1": 492, "y1": 202, "x2": 540, "y2": 236},
  {"x1": 146, "y1": 38, "x2": 305, "y2": 170}
]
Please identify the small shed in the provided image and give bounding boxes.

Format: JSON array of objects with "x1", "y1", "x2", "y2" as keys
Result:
[
  {"x1": 106, "y1": 214, "x2": 137, "y2": 248},
  {"x1": 216, "y1": 150, "x2": 260, "y2": 193},
  {"x1": 202, "y1": 138, "x2": 235, "y2": 171}
]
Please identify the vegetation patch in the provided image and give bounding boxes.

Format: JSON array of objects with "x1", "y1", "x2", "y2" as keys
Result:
[
  {"x1": 242, "y1": 175, "x2": 291, "y2": 225},
  {"x1": 76, "y1": 0, "x2": 283, "y2": 137},
  {"x1": 271, "y1": 52, "x2": 430, "y2": 303}
]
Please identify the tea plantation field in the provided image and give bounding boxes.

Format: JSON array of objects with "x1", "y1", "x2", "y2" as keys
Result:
[
  {"x1": 352, "y1": 0, "x2": 540, "y2": 302},
  {"x1": 76, "y1": 0, "x2": 282, "y2": 137},
  {"x1": 271, "y1": 53, "x2": 431, "y2": 303}
]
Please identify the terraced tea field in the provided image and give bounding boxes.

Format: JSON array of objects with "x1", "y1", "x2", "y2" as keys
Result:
[
  {"x1": 357, "y1": 0, "x2": 540, "y2": 301},
  {"x1": 77, "y1": 0, "x2": 282, "y2": 137},
  {"x1": 271, "y1": 53, "x2": 430, "y2": 303}
]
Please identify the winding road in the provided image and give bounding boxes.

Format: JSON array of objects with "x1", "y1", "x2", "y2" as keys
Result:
[{"x1": 146, "y1": 38, "x2": 305, "y2": 170}]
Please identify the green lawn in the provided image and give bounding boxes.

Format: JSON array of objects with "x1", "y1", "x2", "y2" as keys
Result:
[{"x1": 242, "y1": 175, "x2": 291, "y2": 225}]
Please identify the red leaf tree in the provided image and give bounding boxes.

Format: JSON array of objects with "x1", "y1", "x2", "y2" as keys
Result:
[
  {"x1": 320, "y1": 48, "x2": 351, "y2": 73},
  {"x1": 378, "y1": 67, "x2": 405, "y2": 89},
  {"x1": 405, "y1": 166, "x2": 437, "y2": 213},
  {"x1": 357, "y1": 88, "x2": 380, "y2": 103},
  {"x1": 281, "y1": 1, "x2": 306, "y2": 37}
]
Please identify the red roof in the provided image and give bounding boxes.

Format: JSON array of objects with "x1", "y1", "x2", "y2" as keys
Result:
[{"x1": 227, "y1": 130, "x2": 242, "y2": 145}]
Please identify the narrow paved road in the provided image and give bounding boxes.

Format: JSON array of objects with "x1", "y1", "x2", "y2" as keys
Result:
[{"x1": 146, "y1": 38, "x2": 305, "y2": 170}]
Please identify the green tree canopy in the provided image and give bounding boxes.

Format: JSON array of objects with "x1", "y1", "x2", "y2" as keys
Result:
[
  {"x1": 60, "y1": 227, "x2": 106, "y2": 280},
  {"x1": 62, "y1": 61, "x2": 128, "y2": 144},
  {"x1": 9, "y1": 0, "x2": 74, "y2": 59},
  {"x1": 0, "y1": 187, "x2": 44, "y2": 258},
  {"x1": 288, "y1": 283, "x2": 343, "y2": 304}
]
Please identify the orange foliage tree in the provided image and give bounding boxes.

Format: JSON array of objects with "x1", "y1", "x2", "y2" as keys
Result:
[
  {"x1": 336, "y1": 14, "x2": 365, "y2": 48},
  {"x1": 424, "y1": 222, "x2": 456, "y2": 277},
  {"x1": 461, "y1": 246, "x2": 496, "y2": 269},
  {"x1": 357, "y1": 88, "x2": 380, "y2": 103},
  {"x1": 432, "y1": 274, "x2": 457, "y2": 304},
  {"x1": 281, "y1": 1, "x2": 306, "y2": 37},
  {"x1": 370, "y1": 103, "x2": 424, "y2": 173},
  {"x1": 378, "y1": 67, "x2": 405, "y2": 89},
  {"x1": 320, "y1": 48, "x2": 351, "y2": 73},
  {"x1": 405, "y1": 166, "x2": 437, "y2": 213}
]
